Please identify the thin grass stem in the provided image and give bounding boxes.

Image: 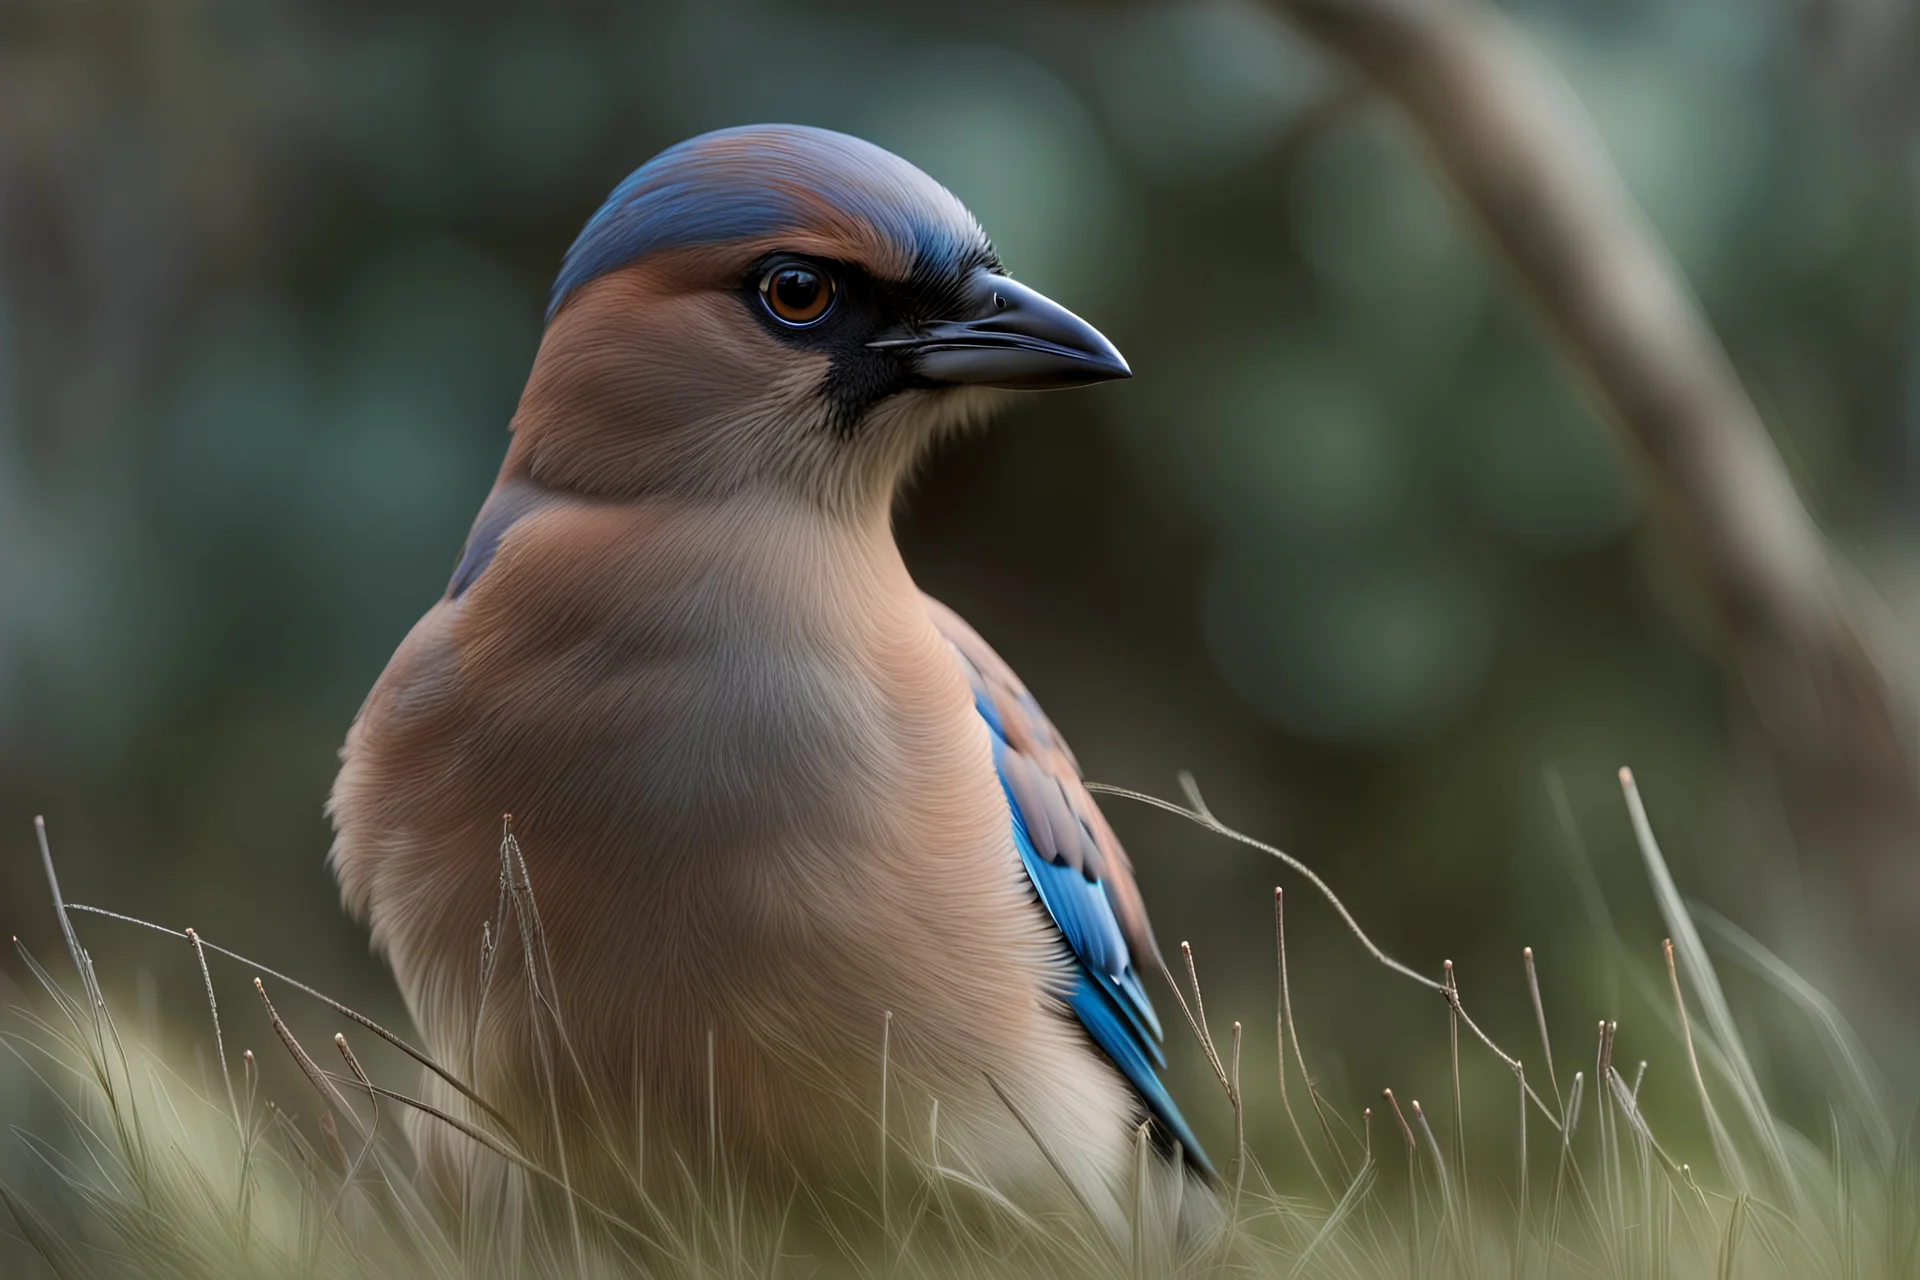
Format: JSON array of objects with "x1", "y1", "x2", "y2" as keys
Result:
[
  {"x1": 1094, "y1": 780, "x2": 1561, "y2": 1131},
  {"x1": 64, "y1": 904, "x2": 519, "y2": 1144},
  {"x1": 1523, "y1": 947, "x2": 1563, "y2": 1113}
]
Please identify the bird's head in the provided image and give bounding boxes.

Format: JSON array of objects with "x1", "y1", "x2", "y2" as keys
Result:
[{"x1": 506, "y1": 124, "x2": 1129, "y2": 513}]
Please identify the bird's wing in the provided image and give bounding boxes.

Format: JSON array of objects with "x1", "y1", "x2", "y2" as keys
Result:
[{"x1": 924, "y1": 596, "x2": 1213, "y2": 1177}]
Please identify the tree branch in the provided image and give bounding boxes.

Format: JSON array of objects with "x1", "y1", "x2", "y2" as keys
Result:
[{"x1": 1268, "y1": 0, "x2": 1920, "y2": 949}]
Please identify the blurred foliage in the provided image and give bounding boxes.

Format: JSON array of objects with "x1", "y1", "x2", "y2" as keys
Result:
[{"x1": 1, "y1": 0, "x2": 1918, "y2": 1238}]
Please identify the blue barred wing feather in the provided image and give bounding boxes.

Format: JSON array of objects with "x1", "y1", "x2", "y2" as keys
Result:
[{"x1": 924, "y1": 597, "x2": 1213, "y2": 1178}]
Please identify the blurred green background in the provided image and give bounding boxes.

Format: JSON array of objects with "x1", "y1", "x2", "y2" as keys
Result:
[{"x1": 2, "y1": 0, "x2": 1917, "y2": 1204}]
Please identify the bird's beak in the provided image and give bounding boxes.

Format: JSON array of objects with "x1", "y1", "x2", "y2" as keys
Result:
[{"x1": 870, "y1": 271, "x2": 1131, "y2": 390}]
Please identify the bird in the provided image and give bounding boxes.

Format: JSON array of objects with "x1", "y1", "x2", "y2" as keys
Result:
[{"x1": 328, "y1": 123, "x2": 1210, "y2": 1236}]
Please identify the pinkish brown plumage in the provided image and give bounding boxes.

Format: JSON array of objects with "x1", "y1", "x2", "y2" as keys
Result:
[{"x1": 328, "y1": 125, "x2": 1205, "y2": 1235}]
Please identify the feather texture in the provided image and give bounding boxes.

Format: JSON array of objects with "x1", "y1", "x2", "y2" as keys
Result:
[
  {"x1": 550, "y1": 124, "x2": 991, "y2": 319},
  {"x1": 926, "y1": 599, "x2": 1214, "y2": 1178},
  {"x1": 332, "y1": 123, "x2": 1201, "y2": 1232}
]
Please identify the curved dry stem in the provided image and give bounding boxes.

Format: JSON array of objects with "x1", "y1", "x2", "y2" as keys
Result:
[
  {"x1": 1090, "y1": 777, "x2": 1561, "y2": 1131},
  {"x1": 64, "y1": 903, "x2": 520, "y2": 1146}
]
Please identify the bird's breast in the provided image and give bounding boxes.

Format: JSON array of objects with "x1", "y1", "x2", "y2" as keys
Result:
[
  {"x1": 336, "y1": 493, "x2": 1017, "y2": 988},
  {"x1": 329, "y1": 491, "x2": 1096, "y2": 1193}
]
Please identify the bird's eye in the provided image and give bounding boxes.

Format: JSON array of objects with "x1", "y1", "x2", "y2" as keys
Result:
[{"x1": 759, "y1": 263, "x2": 835, "y2": 326}]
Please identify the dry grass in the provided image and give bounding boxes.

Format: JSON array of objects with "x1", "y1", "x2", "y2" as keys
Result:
[{"x1": 3, "y1": 769, "x2": 1916, "y2": 1279}]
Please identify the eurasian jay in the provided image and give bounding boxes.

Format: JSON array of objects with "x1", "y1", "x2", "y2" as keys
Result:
[{"x1": 329, "y1": 124, "x2": 1210, "y2": 1228}]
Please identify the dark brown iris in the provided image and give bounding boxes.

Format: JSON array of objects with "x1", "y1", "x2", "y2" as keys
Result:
[{"x1": 760, "y1": 263, "x2": 834, "y2": 325}]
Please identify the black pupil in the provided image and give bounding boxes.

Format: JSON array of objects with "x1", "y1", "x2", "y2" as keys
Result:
[{"x1": 774, "y1": 269, "x2": 821, "y2": 315}]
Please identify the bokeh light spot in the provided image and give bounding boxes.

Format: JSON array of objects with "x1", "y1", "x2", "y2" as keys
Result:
[
  {"x1": 1203, "y1": 539, "x2": 1497, "y2": 742},
  {"x1": 856, "y1": 47, "x2": 1141, "y2": 316},
  {"x1": 1095, "y1": 0, "x2": 1330, "y2": 183}
]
